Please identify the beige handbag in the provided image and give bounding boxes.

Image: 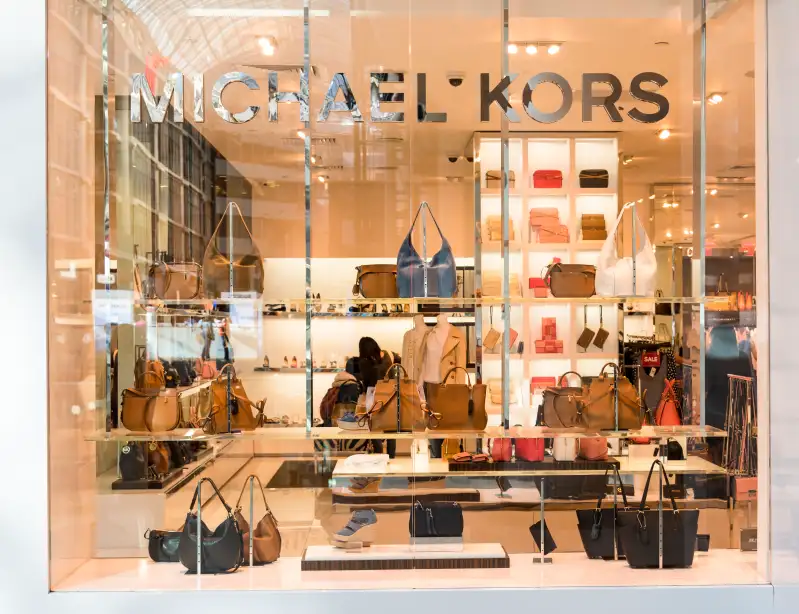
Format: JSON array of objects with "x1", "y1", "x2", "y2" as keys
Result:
[
  {"x1": 145, "y1": 389, "x2": 181, "y2": 432},
  {"x1": 353, "y1": 264, "x2": 398, "y2": 298},
  {"x1": 234, "y1": 476, "x2": 281, "y2": 565},
  {"x1": 580, "y1": 363, "x2": 642, "y2": 430},
  {"x1": 209, "y1": 365, "x2": 266, "y2": 433},
  {"x1": 423, "y1": 367, "x2": 488, "y2": 431},
  {"x1": 544, "y1": 263, "x2": 596, "y2": 298},
  {"x1": 360, "y1": 365, "x2": 424, "y2": 432},
  {"x1": 150, "y1": 262, "x2": 202, "y2": 300},
  {"x1": 202, "y1": 201, "x2": 264, "y2": 299}
]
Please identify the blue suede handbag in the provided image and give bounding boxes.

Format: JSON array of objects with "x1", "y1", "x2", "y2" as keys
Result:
[{"x1": 397, "y1": 202, "x2": 457, "y2": 298}]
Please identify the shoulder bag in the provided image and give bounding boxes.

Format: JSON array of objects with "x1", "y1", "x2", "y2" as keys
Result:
[
  {"x1": 423, "y1": 367, "x2": 487, "y2": 432},
  {"x1": 580, "y1": 363, "x2": 642, "y2": 430},
  {"x1": 655, "y1": 379, "x2": 681, "y2": 426},
  {"x1": 234, "y1": 475, "x2": 281, "y2": 565},
  {"x1": 409, "y1": 501, "x2": 463, "y2": 538},
  {"x1": 150, "y1": 261, "x2": 202, "y2": 301},
  {"x1": 146, "y1": 389, "x2": 181, "y2": 432},
  {"x1": 596, "y1": 205, "x2": 657, "y2": 297},
  {"x1": 202, "y1": 201, "x2": 264, "y2": 299},
  {"x1": 579, "y1": 437, "x2": 609, "y2": 461},
  {"x1": 617, "y1": 460, "x2": 699, "y2": 568},
  {"x1": 358, "y1": 364, "x2": 424, "y2": 432},
  {"x1": 576, "y1": 464, "x2": 629, "y2": 560},
  {"x1": 119, "y1": 443, "x2": 147, "y2": 480},
  {"x1": 544, "y1": 263, "x2": 596, "y2": 298},
  {"x1": 179, "y1": 478, "x2": 244, "y2": 574},
  {"x1": 209, "y1": 365, "x2": 265, "y2": 433},
  {"x1": 353, "y1": 264, "x2": 398, "y2": 298},
  {"x1": 542, "y1": 371, "x2": 587, "y2": 429},
  {"x1": 121, "y1": 385, "x2": 157, "y2": 431},
  {"x1": 397, "y1": 202, "x2": 457, "y2": 298},
  {"x1": 148, "y1": 442, "x2": 170, "y2": 476},
  {"x1": 146, "y1": 529, "x2": 186, "y2": 563}
]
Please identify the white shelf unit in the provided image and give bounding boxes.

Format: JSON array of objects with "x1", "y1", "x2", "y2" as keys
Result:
[{"x1": 474, "y1": 133, "x2": 621, "y2": 424}]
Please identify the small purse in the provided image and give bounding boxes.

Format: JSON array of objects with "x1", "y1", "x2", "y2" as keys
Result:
[
  {"x1": 579, "y1": 169, "x2": 609, "y2": 188},
  {"x1": 544, "y1": 263, "x2": 596, "y2": 298},
  {"x1": 542, "y1": 372, "x2": 586, "y2": 429},
  {"x1": 178, "y1": 478, "x2": 244, "y2": 574},
  {"x1": 409, "y1": 501, "x2": 463, "y2": 538},
  {"x1": 423, "y1": 367, "x2": 488, "y2": 432},
  {"x1": 529, "y1": 207, "x2": 560, "y2": 227},
  {"x1": 537, "y1": 224, "x2": 570, "y2": 244},
  {"x1": 581, "y1": 213, "x2": 608, "y2": 241},
  {"x1": 234, "y1": 475, "x2": 281, "y2": 565},
  {"x1": 532, "y1": 170, "x2": 563, "y2": 189},
  {"x1": 146, "y1": 529, "x2": 186, "y2": 563}
]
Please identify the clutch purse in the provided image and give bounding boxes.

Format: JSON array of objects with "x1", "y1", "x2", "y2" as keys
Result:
[
  {"x1": 537, "y1": 224, "x2": 570, "y2": 244},
  {"x1": 532, "y1": 170, "x2": 563, "y2": 189},
  {"x1": 409, "y1": 501, "x2": 463, "y2": 538},
  {"x1": 579, "y1": 169, "x2": 609, "y2": 188},
  {"x1": 486, "y1": 169, "x2": 515, "y2": 188}
]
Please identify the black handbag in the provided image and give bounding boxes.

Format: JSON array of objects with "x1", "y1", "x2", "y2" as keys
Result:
[
  {"x1": 576, "y1": 464, "x2": 630, "y2": 560},
  {"x1": 578, "y1": 169, "x2": 609, "y2": 188},
  {"x1": 146, "y1": 529, "x2": 190, "y2": 563},
  {"x1": 172, "y1": 360, "x2": 196, "y2": 386},
  {"x1": 119, "y1": 443, "x2": 147, "y2": 481},
  {"x1": 178, "y1": 478, "x2": 244, "y2": 574},
  {"x1": 617, "y1": 460, "x2": 699, "y2": 568},
  {"x1": 167, "y1": 441, "x2": 191, "y2": 468},
  {"x1": 409, "y1": 501, "x2": 463, "y2": 538}
]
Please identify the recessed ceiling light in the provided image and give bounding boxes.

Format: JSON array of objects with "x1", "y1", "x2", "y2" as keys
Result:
[
  {"x1": 318, "y1": 175, "x2": 328, "y2": 183},
  {"x1": 663, "y1": 202, "x2": 672, "y2": 209},
  {"x1": 672, "y1": 202, "x2": 679, "y2": 208},
  {"x1": 622, "y1": 155, "x2": 634, "y2": 166},
  {"x1": 710, "y1": 188, "x2": 718, "y2": 196},
  {"x1": 547, "y1": 44, "x2": 561, "y2": 55},
  {"x1": 712, "y1": 223, "x2": 720, "y2": 229},
  {"x1": 649, "y1": 194, "x2": 656, "y2": 200},
  {"x1": 257, "y1": 36, "x2": 277, "y2": 56},
  {"x1": 666, "y1": 231, "x2": 672, "y2": 238},
  {"x1": 525, "y1": 44, "x2": 538, "y2": 55},
  {"x1": 740, "y1": 212, "x2": 750, "y2": 219},
  {"x1": 657, "y1": 128, "x2": 671, "y2": 140},
  {"x1": 311, "y1": 155, "x2": 317, "y2": 164},
  {"x1": 708, "y1": 93, "x2": 724, "y2": 105},
  {"x1": 297, "y1": 130, "x2": 306, "y2": 138},
  {"x1": 507, "y1": 43, "x2": 518, "y2": 54},
  {"x1": 683, "y1": 228, "x2": 690, "y2": 236}
]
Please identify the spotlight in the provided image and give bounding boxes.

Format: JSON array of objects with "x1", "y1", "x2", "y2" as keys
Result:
[
  {"x1": 318, "y1": 175, "x2": 328, "y2": 184},
  {"x1": 622, "y1": 155, "x2": 634, "y2": 166},
  {"x1": 683, "y1": 228, "x2": 690, "y2": 236},
  {"x1": 708, "y1": 93, "x2": 724, "y2": 105},
  {"x1": 297, "y1": 130, "x2": 306, "y2": 139},
  {"x1": 507, "y1": 43, "x2": 518, "y2": 54},
  {"x1": 649, "y1": 194, "x2": 656, "y2": 200},
  {"x1": 525, "y1": 44, "x2": 538, "y2": 55},
  {"x1": 311, "y1": 155, "x2": 316, "y2": 164},
  {"x1": 665, "y1": 231, "x2": 672, "y2": 238},
  {"x1": 710, "y1": 188, "x2": 718, "y2": 196},
  {"x1": 712, "y1": 223, "x2": 720, "y2": 229},
  {"x1": 740, "y1": 213, "x2": 750, "y2": 219},
  {"x1": 547, "y1": 44, "x2": 561, "y2": 55},
  {"x1": 657, "y1": 128, "x2": 671, "y2": 140},
  {"x1": 257, "y1": 36, "x2": 277, "y2": 56}
]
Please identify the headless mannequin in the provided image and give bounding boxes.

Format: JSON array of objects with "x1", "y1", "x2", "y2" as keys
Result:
[{"x1": 421, "y1": 314, "x2": 450, "y2": 385}]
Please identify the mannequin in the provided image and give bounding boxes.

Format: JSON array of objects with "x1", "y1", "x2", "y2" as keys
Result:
[
  {"x1": 402, "y1": 315, "x2": 429, "y2": 383},
  {"x1": 421, "y1": 314, "x2": 451, "y2": 385}
]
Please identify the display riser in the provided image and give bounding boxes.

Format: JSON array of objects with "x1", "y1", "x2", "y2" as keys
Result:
[{"x1": 301, "y1": 544, "x2": 510, "y2": 571}]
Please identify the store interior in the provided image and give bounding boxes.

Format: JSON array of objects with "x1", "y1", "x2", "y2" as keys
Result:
[{"x1": 47, "y1": 0, "x2": 761, "y2": 591}]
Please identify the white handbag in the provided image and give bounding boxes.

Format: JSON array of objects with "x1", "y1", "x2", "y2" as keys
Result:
[{"x1": 595, "y1": 205, "x2": 657, "y2": 297}]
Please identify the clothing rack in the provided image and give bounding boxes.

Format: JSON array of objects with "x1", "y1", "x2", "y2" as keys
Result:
[{"x1": 722, "y1": 374, "x2": 757, "y2": 476}]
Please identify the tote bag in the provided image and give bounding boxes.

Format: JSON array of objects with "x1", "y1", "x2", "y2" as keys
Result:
[{"x1": 595, "y1": 206, "x2": 656, "y2": 297}]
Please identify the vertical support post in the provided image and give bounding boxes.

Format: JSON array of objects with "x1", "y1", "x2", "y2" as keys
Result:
[
  {"x1": 196, "y1": 479, "x2": 202, "y2": 576},
  {"x1": 303, "y1": 0, "x2": 313, "y2": 431},
  {"x1": 100, "y1": 0, "x2": 113, "y2": 434},
  {"x1": 631, "y1": 201, "x2": 637, "y2": 296},
  {"x1": 613, "y1": 467, "x2": 619, "y2": 561},
  {"x1": 422, "y1": 202, "x2": 428, "y2": 298},
  {"x1": 500, "y1": 0, "x2": 510, "y2": 430},
  {"x1": 658, "y1": 460, "x2": 664, "y2": 570},
  {"x1": 249, "y1": 476, "x2": 255, "y2": 568}
]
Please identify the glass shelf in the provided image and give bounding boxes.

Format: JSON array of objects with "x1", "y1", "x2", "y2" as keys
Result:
[{"x1": 86, "y1": 424, "x2": 728, "y2": 443}]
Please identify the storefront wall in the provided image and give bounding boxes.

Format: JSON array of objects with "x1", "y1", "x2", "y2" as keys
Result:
[{"x1": 1, "y1": 0, "x2": 798, "y2": 612}]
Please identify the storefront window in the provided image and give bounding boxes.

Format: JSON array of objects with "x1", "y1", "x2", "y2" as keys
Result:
[{"x1": 48, "y1": 0, "x2": 764, "y2": 590}]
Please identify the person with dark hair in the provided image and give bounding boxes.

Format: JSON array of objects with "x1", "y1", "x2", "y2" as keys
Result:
[{"x1": 352, "y1": 337, "x2": 398, "y2": 458}]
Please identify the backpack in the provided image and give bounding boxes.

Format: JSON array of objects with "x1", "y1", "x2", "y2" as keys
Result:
[{"x1": 319, "y1": 386, "x2": 339, "y2": 424}]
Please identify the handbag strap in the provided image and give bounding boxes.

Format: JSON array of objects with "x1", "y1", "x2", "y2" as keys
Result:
[
  {"x1": 208, "y1": 201, "x2": 257, "y2": 250},
  {"x1": 441, "y1": 366, "x2": 472, "y2": 386},
  {"x1": 558, "y1": 371, "x2": 583, "y2": 387},
  {"x1": 234, "y1": 474, "x2": 273, "y2": 516},
  {"x1": 135, "y1": 370, "x2": 165, "y2": 388},
  {"x1": 407, "y1": 201, "x2": 446, "y2": 243},
  {"x1": 594, "y1": 464, "x2": 629, "y2": 511},
  {"x1": 382, "y1": 363, "x2": 408, "y2": 381},
  {"x1": 216, "y1": 363, "x2": 237, "y2": 381},
  {"x1": 638, "y1": 459, "x2": 680, "y2": 512},
  {"x1": 189, "y1": 477, "x2": 234, "y2": 516},
  {"x1": 605, "y1": 202, "x2": 648, "y2": 258}
]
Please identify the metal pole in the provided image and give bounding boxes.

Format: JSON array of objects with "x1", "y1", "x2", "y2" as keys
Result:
[
  {"x1": 658, "y1": 461, "x2": 664, "y2": 569},
  {"x1": 631, "y1": 202, "x2": 637, "y2": 296},
  {"x1": 422, "y1": 202, "x2": 428, "y2": 298},
  {"x1": 249, "y1": 476, "x2": 255, "y2": 568},
  {"x1": 613, "y1": 468, "x2": 619, "y2": 561},
  {"x1": 196, "y1": 480, "x2": 202, "y2": 575},
  {"x1": 500, "y1": 0, "x2": 511, "y2": 431}
]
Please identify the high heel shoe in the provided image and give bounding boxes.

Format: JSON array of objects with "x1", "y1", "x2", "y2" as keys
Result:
[
  {"x1": 332, "y1": 509, "x2": 378, "y2": 548},
  {"x1": 291, "y1": 356, "x2": 298, "y2": 369},
  {"x1": 263, "y1": 355, "x2": 270, "y2": 369},
  {"x1": 283, "y1": 356, "x2": 289, "y2": 368},
  {"x1": 381, "y1": 304, "x2": 389, "y2": 314}
]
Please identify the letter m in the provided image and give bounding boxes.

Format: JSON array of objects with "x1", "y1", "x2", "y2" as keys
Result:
[{"x1": 131, "y1": 73, "x2": 183, "y2": 123}]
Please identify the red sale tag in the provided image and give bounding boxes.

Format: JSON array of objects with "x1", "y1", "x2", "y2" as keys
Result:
[{"x1": 642, "y1": 351, "x2": 661, "y2": 367}]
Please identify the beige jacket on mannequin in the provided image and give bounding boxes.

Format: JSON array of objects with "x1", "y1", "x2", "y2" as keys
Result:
[{"x1": 402, "y1": 316, "x2": 466, "y2": 385}]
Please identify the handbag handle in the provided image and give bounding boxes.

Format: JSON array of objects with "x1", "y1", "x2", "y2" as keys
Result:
[
  {"x1": 215, "y1": 363, "x2": 237, "y2": 381},
  {"x1": 558, "y1": 371, "x2": 583, "y2": 387},
  {"x1": 358, "y1": 389, "x2": 399, "y2": 427},
  {"x1": 638, "y1": 459, "x2": 680, "y2": 513},
  {"x1": 441, "y1": 366, "x2": 472, "y2": 387},
  {"x1": 234, "y1": 474, "x2": 273, "y2": 517},
  {"x1": 594, "y1": 464, "x2": 629, "y2": 511},
  {"x1": 605, "y1": 202, "x2": 649, "y2": 258},
  {"x1": 208, "y1": 201, "x2": 258, "y2": 251},
  {"x1": 189, "y1": 477, "x2": 234, "y2": 516},
  {"x1": 407, "y1": 201, "x2": 447, "y2": 244},
  {"x1": 135, "y1": 369, "x2": 165, "y2": 388},
  {"x1": 382, "y1": 363, "x2": 408, "y2": 381}
]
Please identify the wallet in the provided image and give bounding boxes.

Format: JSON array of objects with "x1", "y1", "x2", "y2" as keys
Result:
[{"x1": 529, "y1": 520, "x2": 557, "y2": 554}]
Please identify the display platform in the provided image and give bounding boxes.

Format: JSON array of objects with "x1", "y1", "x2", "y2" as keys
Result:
[
  {"x1": 56, "y1": 551, "x2": 764, "y2": 592},
  {"x1": 301, "y1": 543, "x2": 510, "y2": 571}
]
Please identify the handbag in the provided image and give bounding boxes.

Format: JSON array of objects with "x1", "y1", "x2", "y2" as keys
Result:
[
  {"x1": 195, "y1": 358, "x2": 218, "y2": 379},
  {"x1": 579, "y1": 169, "x2": 609, "y2": 188},
  {"x1": 532, "y1": 170, "x2": 563, "y2": 189},
  {"x1": 542, "y1": 372, "x2": 586, "y2": 428},
  {"x1": 121, "y1": 386, "x2": 157, "y2": 431},
  {"x1": 580, "y1": 363, "x2": 642, "y2": 430},
  {"x1": 353, "y1": 264, "x2": 398, "y2": 298},
  {"x1": 537, "y1": 224, "x2": 570, "y2": 244},
  {"x1": 515, "y1": 438, "x2": 545, "y2": 461},
  {"x1": 529, "y1": 207, "x2": 560, "y2": 228},
  {"x1": 655, "y1": 379, "x2": 681, "y2": 426},
  {"x1": 146, "y1": 389, "x2": 181, "y2": 432},
  {"x1": 409, "y1": 501, "x2": 463, "y2": 538},
  {"x1": 579, "y1": 437, "x2": 609, "y2": 460},
  {"x1": 576, "y1": 464, "x2": 629, "y2": 559},
  {"x1": 148, "y1": 442, "x2": 170, "y2": 475},
  {"x1": 202, "y1": 201, "x2": 264, "y2": 299},
  {"x1": 150, "y1": 261, "x2": 202, "y2": 300},
  {"x1": 617, "y1": 460, "x2": 699, "y2": 568},
  {"x1": 596, "y1": 206, "x2": 657, "y2": 297},
  {"x1": 529, "y1": 277, "x2": 548, "y2": 298},
  {"x1": 135, "y1": 358, "x2": 165, "y2": 390},
  {"x1": 581, "y1": 213, "x2": 608, "y2": 240},
  {"x1": 423, "y1": 367, "x2": 488, "y2": 431},
  {"x1": 178, "y1": 478, "x2": 244, "y2": 574},
  {"x1": 490, "y1": 438, "x2": 512, "y2": 462},
  {"x1": 119, "y1": 443, "x2": 147, "y2": 480},
  {"x1": 654, "y1": 289, "x2": 681, "y2": 315},
  {"x1": 544, "y1": 263, "x2": 596, "y2": 298},
  {"x1": 209, "y1": 365, "x2": 266, "y2": 433},
  {"x1": 234, "y1": 475, "x2": 281, "y2": 565},
  {"x1": 485, "y1": 215, "x2": 516, "y2": 242},
  {"x1": 486, "y1": 169, "x2": 515, "y2": 188},
  {"x1": 397, "y1": 202, "x2": 457, "y2": 298},
  {"x1": 146, "y1": 529, "x2": 184, "y2": 563},
  {"x1": 359, "y1": 364, "x2": 424, "y2": 432},
  {"x1": 707, "y1": 273, "x2": 738, "y2": 311}
]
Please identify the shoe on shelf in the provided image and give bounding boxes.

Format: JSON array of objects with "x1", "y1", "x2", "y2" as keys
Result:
[
  {"x1": 332, "y1": 509, "x2": 378, "y2": 548},
  {"x1": 337, "y1": 411, "x2": 368, "y2": 431},
  {"x1": 283, "y1": 356, "x2": 289, "y2": 368},
  {"x1": 263, "y1": 355, "x2": 270, "y2": 369},
  {"x1": 349, "y1": 477, "x2": 382, "y2": 493},
  {"x1": 291, "y1": 356, "x2": 298, "y2": 369}
]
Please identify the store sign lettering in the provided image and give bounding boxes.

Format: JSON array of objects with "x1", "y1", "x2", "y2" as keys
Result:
[{"x1": 130, "y1": 71, "x2": 668, "y2": 125}]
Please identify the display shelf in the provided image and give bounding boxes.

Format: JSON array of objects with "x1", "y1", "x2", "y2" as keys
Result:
[
  {"x1": 331, "y1": 455, "x2": 726, "y2": 478},
  {"x1": 86, "y1": 424, "x2": 728, "y2": 443},
  {"x1": 254, "y1": 367, "x2": 345, "y2": 374},
  {"x1": 481, "y1": 187, "x2": 522, "y2": 197},
  {"x1": 480, "y1": 240, "x2": 523, "y2": 252},
  {"x1": 574, "y1": 240, "x2": 607, "y2": 250}
]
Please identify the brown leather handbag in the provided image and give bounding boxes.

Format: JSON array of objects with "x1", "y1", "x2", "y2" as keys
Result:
[
  {"x1": 121, "y1": 387, "x2": 157, "y2": 431},
  {"x1": 146, "y1": 389, "x2": 181, "y2": 432},
  {"x1": 544, "y1": 263, "x2": 597, "y2": 298},
  {"x1": 423, "y1": 367, "x2": 488, "y2": 431},
  {"x1": 542, "y1": 372, "x2": 587, "y2": 429},
  {"x1": 359, "y1": 364, "x2": 424, "y2": 432},
  {"x1": 353, "y1": 264, "x2": 398, "y2": 298},
  {"x1": 150, "y1": 261, "x2": 202, "y2": 300},
  {"x1": 234, "y1": 475, "x2": 281, "y2": 565},
  {"x1": 580, "y1": 363, "x2": 642, "y2": 430},
  {"x1": 148, "y1": 442, "x2": 170, "y2": 475},
  {"x1": 135, "y1": 360, "x2": 165, "y2": 390},
  {"x1": 209, "y1": 365, "x2": 266, "y2": 433},
  {"x1": 203, "y1": 201, "x2": 264, "y2": 299}
]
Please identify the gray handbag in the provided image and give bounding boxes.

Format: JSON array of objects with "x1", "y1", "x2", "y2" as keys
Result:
[{"x1": 397, "y1": 202, "x2": 457, "y2": 298}]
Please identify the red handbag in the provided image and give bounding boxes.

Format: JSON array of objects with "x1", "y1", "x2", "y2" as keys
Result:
[
  {"x1": 490, "y1": 439, "x2": 512, "y2": 462},
  {"x1": 529, "y1": 277, "x2": 548, "y2": 298},
  {"x1": 655, "y1": 379, "x2": 681, "y2": 426},
  {"x1": 578, "y1": 437, "x2": 608, "y2": 460},
  {"x1": 735, "y1": 476, "x2": 757, "y2": 501},
  {"x1": 533, "y1": 170, "x2": 563, "y2": 189},
  {"x1": 530, "y1": 376, "x2": 556, "y2": 392},
  {"x1": 515, "y1": 438, "x2": 545, "y2": 461}
]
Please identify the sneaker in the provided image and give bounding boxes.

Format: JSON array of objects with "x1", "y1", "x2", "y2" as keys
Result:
[
  {"x1": 337, "y1": 412, "x2": 367, "y2": 431},
  {"x1": 332, "y1": 509, "x2": 378, "y2": 548}
]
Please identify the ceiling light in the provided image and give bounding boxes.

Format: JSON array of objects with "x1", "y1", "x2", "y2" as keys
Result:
[
  {"x1": 622, "y1": 155, "x2": 634, "y2": 166},
  {"x1": 712, "y1": 223, "x2": 720, "y2": 229},
  {"x1": 257, "y1": 36, "x2": 277, "y2": 56},
  {"x1": 683, "y1": 228, "x2": 690, "y2": 236},
  {"x1": 311, "y1": 155, "x2": 316, "y2": 164},
  {"x1": 318, "y1": 175, "x2": 328, "y2": 184},
  {"x1": 708, "y1": 93, "x2": 724, "y2": 105},
  {"x1": 672, "y1": 202, "x2": 679, "y2": 208},
  {"x1": 663, "y1": 202, "x2": 672, "y2": 209},
  {"x1": 740, "y1": 213, "x2": 750, "y2": 219},
  {"x1": 507, "y1": 43, "x2": 518, "y2": 54},
  {"x1": 657, "y1": 128, "x2": 671, "y2": 140},
  {"x1": 666, "y1": 231, "x2": 672, "y2": 238},
  {"x1": 297, "y1": 130, "x2": 306, "y2": 138},
  {"x1": 649, "y1": 194, "x2": 656, "y2": 200},
  {"x1": 547, "y1": 44, "x2": 561, "y2": 55},
  {"x1": 637, "y1": 198, "x2": 643, "y2": 203},
  {"x1": 525, "y1": 44, "x2": 538, "y2": 55},
  {"x1": 710, "y1": 188, "x2": 718, "y2": 196}
]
